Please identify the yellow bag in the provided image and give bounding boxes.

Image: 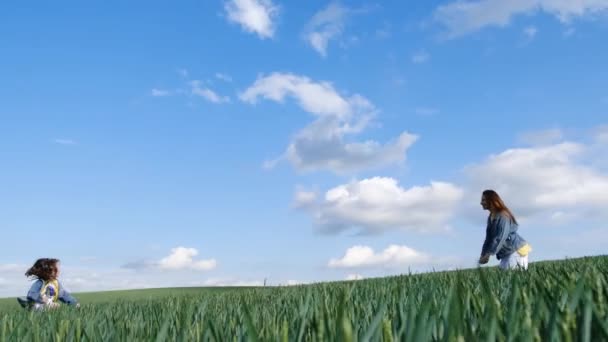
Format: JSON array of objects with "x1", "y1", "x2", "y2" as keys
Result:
[{"x1": 517, "y1": 243, "x2": 532, "y2": 257}]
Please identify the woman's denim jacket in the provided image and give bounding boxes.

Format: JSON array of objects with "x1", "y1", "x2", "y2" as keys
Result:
[{"x1": 481, "y1": 212, "x2": 526, "y2": 260}]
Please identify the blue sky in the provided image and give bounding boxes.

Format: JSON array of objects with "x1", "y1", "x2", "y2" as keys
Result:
[{"x1": 1, "y1": 0, "x2": 608, "y2": 296}]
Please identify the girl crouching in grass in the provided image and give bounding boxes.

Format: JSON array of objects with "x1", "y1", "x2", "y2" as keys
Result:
[{"x1": 17, "y1": 258, "x2": 80, "y2": 310}]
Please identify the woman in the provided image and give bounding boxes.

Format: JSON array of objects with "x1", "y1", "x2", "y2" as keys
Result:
[{"x1": 478, "y1": 190, "x2": 532, "y2": 270}]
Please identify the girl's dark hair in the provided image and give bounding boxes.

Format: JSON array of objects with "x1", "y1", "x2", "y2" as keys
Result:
[
  {"x1": 25, "y1": 258, "x2": 59, "y2": 281},
  {"x1": 482, "y1": 189, "x2": 518, "y2": 224}
]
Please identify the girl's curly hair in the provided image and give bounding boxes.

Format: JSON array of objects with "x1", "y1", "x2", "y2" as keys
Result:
[{"x1": 25, "y1": 258, "x2": 59, "y2": 281}]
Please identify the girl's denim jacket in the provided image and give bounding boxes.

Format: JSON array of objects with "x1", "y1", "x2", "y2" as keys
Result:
[
  {"x1": 481, "y1": 212, "x2": 527, "y2": 260},
  {"x1": 27, "y1": 279, "x2": 78, "y2": 306}
]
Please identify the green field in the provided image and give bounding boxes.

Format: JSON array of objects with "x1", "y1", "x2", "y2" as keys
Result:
[{"x1": 1, "y1": 256, "x2": 607, "y2": 341}]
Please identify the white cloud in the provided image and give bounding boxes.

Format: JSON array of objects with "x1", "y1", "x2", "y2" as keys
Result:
[
  {"x1": 517, "y1": 128, "x2": 563, "y2": 146},
  {"x1": 191, "y1": 81, "x2": 230, "y2": 104},
  {"x1": 241, "y1": 72, "x2": 418, "y2": 174},
  {"x1": 304, "y1": 2, "x2": 349, "y2": 57},
  {"x1": 224, "y1": 0, "x2": 278, "y2": 39},
  {"x1": 285, "y1": 279, "x2": 302, "y2": 286},
  {"x1": 123, "y1": 247, "x2": 217, "y2": 272},
  {"x1": 549, "y1": 210, "x2": 580, "y2": 224},
  {"x1": 463, "y1": 141, "x2": 608, "y2": 221},
  {"x1": 53, "y1": 139, "x2": 76, "y2": 145},
  {"x1": 149, "y1": 73, "x2": 231, "y2": 104},
  {"x1": 434, "y1": 0, "x2": 608, "y2": 38},
  {"x1": 0, "y1": 264, "x2": 23, "y2": 272},
  {"x1": 295, "y1": 177, "x2": 464, "y2": 235},
  {"x1": 241, "y1": 73, "x2": 351, "y2": 117},
  {"x1": 202, "y1": 278, "x2": 263, "y2": 286},
  {"x1": 151, "y1": 88, "x2": 171, "y2": 97},
  {"x1": 293, "y1": 189, "x2": 317, "y2": 209},
  {"x1": 523, "y1": 25, "x2": 538, "y2": 38},
  {"x1": 346, "y1": 273, "x2": 364, "y2": 280},
  {"x1": 412, "y1": 50, "x2": 430, "y2": 64},
  {"x1": 262, "y1": 158, "x2": 281, "y2": 170},
  {"x1": 284, "y1": 127, "x2": 418, "y2": 174},
  {"x1": 594, "y1": 125, "x2": 608, "y2": 144},
  {"x1": 0, "y1": 264, "x2": 25, "y2": 294},
  {"x1": 329, "y1": 245, "x2": 433, "y2": 269},
  {"x1": 158, "y1": 247, "x2": 217, "y2": 271},
  {"x1": 556, "y1": 228, "x2": 608, "y2": 249}
]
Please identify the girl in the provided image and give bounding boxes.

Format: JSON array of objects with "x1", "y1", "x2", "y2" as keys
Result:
[
  {"x1": 17, "y1": 258, "x2": 79, "y2": 310},
  {"x1": 478, "y1": 190, "x2": 532, "y2": 270}
]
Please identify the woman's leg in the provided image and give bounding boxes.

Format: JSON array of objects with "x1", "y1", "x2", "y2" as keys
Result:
[
  {"x1": 499, "y1": 253, "x2": 528, "y2": 270},
  {"x1": 499, "y1": 254, "x2": 512, "y2": 270},
  {"x1": 516, "y1": 253, "x2": 529, "y2": 270}
]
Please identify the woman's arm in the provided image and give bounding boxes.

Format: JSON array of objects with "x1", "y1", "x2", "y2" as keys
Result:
[
  {"x1": 58, "y1": 282, "x2": 79, "y2": 306},
  {"x1": 482, "y1": 214, "x2": 510, "y2": 256},
  {"x1": 480, "y1": 225, "x2": 493, "y2": 257},
  {"x1": 26, "y1": 280, "x2": 44, "y2": 303},
  {"x1": 479, "y1": 217, "x2": 494, "y2": 264}
]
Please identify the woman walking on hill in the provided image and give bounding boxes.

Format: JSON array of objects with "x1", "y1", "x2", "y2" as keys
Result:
[{"x1": 478, "y1": 190, "x2": 532, "y2": 270}]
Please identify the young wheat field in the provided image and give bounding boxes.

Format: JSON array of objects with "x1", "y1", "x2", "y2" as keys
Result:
[{"x1": 1, "y1": 256, "x2": 607, "y2": 341}]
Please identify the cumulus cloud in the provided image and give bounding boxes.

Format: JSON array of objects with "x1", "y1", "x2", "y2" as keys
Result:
[
  {"x1": 0, "y1": 264, "x2": 24, "y2": 272},
  {"x1": 241, "y1": 73, "x2": 352, "y2": 117},
  {"x1": 329, "y1": 245, "x2": 433, "y2": 269},
  {"x1": 285, "y1": 279, "x2": 304, "y2": 286},
  {"x1": 556, "y1": 228, "x2": 608, "y2": 249},
  {"x1": 434, "y1": 0, "x2": 608, "y2": 38},
  {"x1": 241, "y1": 72, "x2": 418, "y2": 174},
  {"x1": 303, "y1": 2, "x2": 349, "y2": 57},
  {"x1": 201, "y1": 278, "x2": 263, "y2": 286},
  {"x1": 158, "y1": 247, "x2": 217, "y2": 271},
  {"x1": 190, "y1": 81, "x2": 230, "y2": 104},
  {"x1": 346, "y1": 273, "x2": 364, "y2": 280},
  {"x1": 285, "y1": 128, "x2": 418, "y2": 174},
  {"x1": 122, "y1": 247, "x2": 217, "y2": 272},
  {"x1": 150, "y1": 74, "x2": 230, "y2": 104},
  {"x1": 594, "y1": 125, "x2": 608, "y2": 144},
  {"x1": 295, "y1": 177, "x2": 464, "y2": 235},
  {"x1": 224, "y1": 0, "x2": 278, "y2": 39},
  {"x1": 462, "y1": 140, "x2": 608, "y2": 222},
  {"x1": 293, "y1": 189, "x2": 318, "y2": 209},
  {"x1": 0, "y1": 264, "x2": 26, "y2": 295}
]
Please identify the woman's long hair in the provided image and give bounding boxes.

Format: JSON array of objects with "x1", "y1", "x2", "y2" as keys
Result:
[
  {"x1": 25, "y1": 258, "x2": 59, "y2": 281},
  {"x1": 482, "y1": 189, "x2": 518, "y2": 224}
]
